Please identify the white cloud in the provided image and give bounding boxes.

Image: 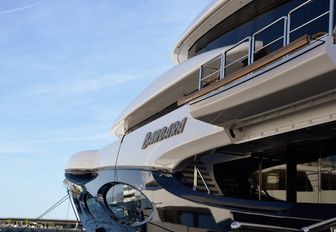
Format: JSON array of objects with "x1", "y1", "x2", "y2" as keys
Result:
[{"x1": 0, "y1": 3, "x2": 40, "y2": 16}]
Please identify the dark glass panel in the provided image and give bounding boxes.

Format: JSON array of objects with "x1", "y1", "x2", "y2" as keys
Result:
[{"x1": 189, "y1": 0, "x2": 330, "y2": 58}]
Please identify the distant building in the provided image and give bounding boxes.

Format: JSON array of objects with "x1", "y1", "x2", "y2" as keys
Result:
[{"x1": 0, "y1": 218, "x2": 82, "y2": 231}]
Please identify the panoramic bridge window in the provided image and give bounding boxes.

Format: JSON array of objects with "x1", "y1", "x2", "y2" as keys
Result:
[{"x1": 104, "y1": 183, "x2": 153, "y2": 226}]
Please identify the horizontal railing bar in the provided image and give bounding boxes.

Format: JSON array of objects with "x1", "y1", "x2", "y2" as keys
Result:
[
  {"x1": 203, "y1": 66, "x2": 220, "y2": 71},
  {"x1": 289, "y1": 11, "x2": 329, "y2": 34},
  {"x1": 201, "y1": 70, "x2": 220, "y2": 82},
  {"x1": 253, "y1": 16, "x2": 287, "y2": 38},
  {"x1": 224, "y1": 54, "x2": 249, "y2": 69},
  {"x1": 202, "y1": 70, "x2": 220, "y2": 76},
  {"x1": 225, "y1": 36, "x2": 251, "y2": 55},
  {"x1": 254, "y1": 36, "x2": 285, "y2": 54},
  {"x1": 288, "y1": 0, "x2": 314, "y2": 16},
  {"x1": 203, "y1": 55, "x2": 221, "y2": 65}
]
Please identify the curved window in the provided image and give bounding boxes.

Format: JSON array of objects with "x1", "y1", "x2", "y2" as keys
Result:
[{"x1": 102, "y1": 183, "x2": 153, "y2": 226}]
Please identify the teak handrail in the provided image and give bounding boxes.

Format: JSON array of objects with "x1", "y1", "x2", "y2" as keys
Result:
[{"x1": 178, "y1": 35, "x2": 309, "y2": 106}]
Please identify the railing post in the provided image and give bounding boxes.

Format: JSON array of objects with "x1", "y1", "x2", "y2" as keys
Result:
[
  {"x1": 287, "y1": 13, "x2": 291, "y2": 44},
  {"x1": 250, "y1": 36, "x2": 255, "y2": 64},
  {"x1": 220, "y1": 52, "x2": 225, "y2": 79},
  {"x1": 247, "y1": 37, "x2": 252, "y2": 65},
  {"x1": 198, "y1": 66, "x2": 203, "y2": 90},
  {"x1": 283, "y1": 16, "x2": 288, "y2": 46},
  {"x1": 329, "y1": 0, "x2": 335, "y2": 35},
  {"x1": 193, "y1": 166, "x2": 198, "y2": 190}
]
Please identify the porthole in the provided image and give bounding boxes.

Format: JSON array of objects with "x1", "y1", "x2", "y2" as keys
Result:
[{"x1": 101, "y1": 183, "x2": 153, "y2": 226}]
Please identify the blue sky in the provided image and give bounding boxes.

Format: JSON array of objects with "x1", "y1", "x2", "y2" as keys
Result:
[{"x1": 0, "y1": 0, "x2": 210, "y2": 219}]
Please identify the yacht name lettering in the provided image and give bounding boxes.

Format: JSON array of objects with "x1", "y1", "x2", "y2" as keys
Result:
[{"x1": 142, "y1": 117, "x2": 187, "y2": 149}]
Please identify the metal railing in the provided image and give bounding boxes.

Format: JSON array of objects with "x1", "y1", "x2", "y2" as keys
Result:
[
  {"x1": 199, "y1": 55, "x2": 222, "y2": 89},
  {"x1": 287, "y1": 0, "x2": 333, "y2": 43},
  {"x1": 223, "y1": 36, "x2": 252, "y2": 75},
  {"x1": 193, "y1": 166, "x2": 211, "y2": 194},
  {"x1": 251, "y1": 16, "x2": 287, "y2": 63},
  {"x1": 197, "y1": 0, "x2": 335, "y2": 91}
]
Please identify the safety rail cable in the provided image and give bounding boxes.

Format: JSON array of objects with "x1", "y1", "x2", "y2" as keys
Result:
[
  {"x1": 197, "y1": 0, "x2": 335, "y2": 91},
  {"x1": 36, "y1": 194, "x2": 69, "y2": 220},
  {"x1": 224, "y1": 53, "x2": 249, "y2": 69},
  {"x1": 16, "y1": 194, "x2": 72, "y2": 232}
]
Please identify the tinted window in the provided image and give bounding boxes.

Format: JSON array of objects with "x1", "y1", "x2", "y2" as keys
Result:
[
  {"x1": 322, "y1": 173, "x2": 336, "y2": 190},
  {"x1": 189, "y1": 0, "x2": 330, "y2": 58}
]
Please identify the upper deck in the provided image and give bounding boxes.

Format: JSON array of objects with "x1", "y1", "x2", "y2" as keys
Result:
[
  {"x1": 173, "y1": 0, "x2": 335, "y2": 64},
  {"x1": 112, "y1": 0, "x2": 336, "y2": 137}
]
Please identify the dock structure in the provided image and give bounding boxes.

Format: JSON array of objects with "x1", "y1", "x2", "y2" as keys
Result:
[{"x1": 0, "y1": 218, "x2": 82, "y2": 232}]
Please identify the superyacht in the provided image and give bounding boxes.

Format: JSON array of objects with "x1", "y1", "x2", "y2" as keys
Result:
[{"x1": 65, "y1": 0, "x2": 336, "y2": 231}]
